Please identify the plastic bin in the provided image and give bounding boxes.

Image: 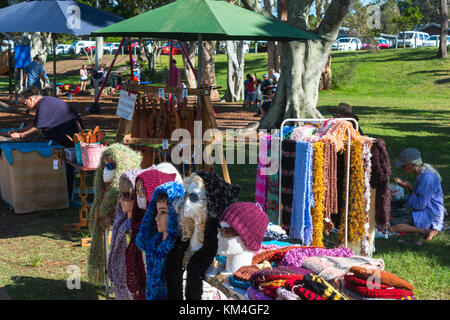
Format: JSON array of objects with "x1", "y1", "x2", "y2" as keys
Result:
[{"x1": 80, "y1": 142, "x2": 104, "y2": 169}]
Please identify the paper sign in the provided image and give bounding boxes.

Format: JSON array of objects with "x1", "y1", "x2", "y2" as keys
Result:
[
  {"x1": 117, "y1": 90, "x2": 137, "y2": 121},
  {"x1": 53, "y1": 159, "x2": 59, "y2": 170},
  {"x1": 158, "y1": 88, "x2": 165, "y2": 98},
  {"x1": 162, "y1": 140, "x2": 169, "y2": 150}
]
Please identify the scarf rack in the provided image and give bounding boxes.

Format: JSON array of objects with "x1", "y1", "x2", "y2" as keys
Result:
[{"x1": 278, "y1": 118, "x2": 359, "y2": 248}]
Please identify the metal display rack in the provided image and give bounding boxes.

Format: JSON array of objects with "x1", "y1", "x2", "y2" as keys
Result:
[{"x1": 278, "y1": 118, "x2": 359, "y2": 248}]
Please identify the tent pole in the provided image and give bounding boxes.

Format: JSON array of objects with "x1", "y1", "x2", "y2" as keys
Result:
[
  {"x1": 197, "y1": 34, "x2": 202, "y2": 88},
  {"x1": 169, "y1": 40, "x2": 174, "y2": 86},
  {"x1": 52, "y1": 33, "x2": 56, "y2": 97}
]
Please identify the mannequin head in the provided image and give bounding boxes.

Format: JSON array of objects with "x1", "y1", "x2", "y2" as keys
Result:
[
  {"x1": 119, "y1": 174, "x2": 135, "y2": 219},
  {"x1": 217, "y1": 222, "x2": 249, "y2": 256},
  {"x1": 155, "y1": 193, "x2": 169, "y2": 240},
  {"x1": 177, "y1": 173, "x2": 208, "y2": 245},
  {"x1": 103, "y1": 156, "x2": 116, "y2": 184}
]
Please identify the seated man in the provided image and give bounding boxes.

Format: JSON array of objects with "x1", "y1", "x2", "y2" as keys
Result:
[{"x1": 388, "y1": 148, "x2": 445, "y2": 240}]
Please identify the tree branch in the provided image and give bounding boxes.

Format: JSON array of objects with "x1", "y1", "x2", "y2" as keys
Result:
[
  {"x1": 316, "y1": 0, "x2": 352, "y2": 40},
  {"x1": 241, "y1": 0, "x2": 276, "y2": 19}
]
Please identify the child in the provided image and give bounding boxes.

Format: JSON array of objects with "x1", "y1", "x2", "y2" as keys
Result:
[{"x1": 255, "y1": 79, "x2": 263, "y2": 109}]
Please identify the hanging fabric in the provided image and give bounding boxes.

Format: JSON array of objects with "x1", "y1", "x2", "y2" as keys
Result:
[
  {"x1": 255, "y1": 134, "x2": 270, "y2": 211},
  {"x1": 323, "y1": 141, "x2": 338, "y2": 234},
  {"x1": 280, "y1": 139, "x2": 297, "y2": 232},
  {"x1": 310, "y1": 142, "x2": 325, "y2": 247}
]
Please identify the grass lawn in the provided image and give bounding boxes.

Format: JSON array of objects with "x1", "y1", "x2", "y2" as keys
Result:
[{"x1": 0, "y1": 47, "x2": 449, "y2": 300}]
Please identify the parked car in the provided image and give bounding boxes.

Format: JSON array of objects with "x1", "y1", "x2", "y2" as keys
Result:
[
  {"x1": 423, "y1": 35, "x2": 450, "y2": 47},
  {"x1": 159, "y1": 42, "x2": 182, "y2": 55},
  {"x1": 332, "y1": 37, "x2": 362, "y2": 51},
  {"x1": 397, "y1": 31, "x2": 429, "y2": 48},
  {"x1": 68, "y1": 40, "x2": 96, "y2": 54},
  {"x1": 55, "y1": 44, "x2": 70, "y2": 55},
  {"x1": 361, "y1": 38, "x2": 390, "y2": 50}
]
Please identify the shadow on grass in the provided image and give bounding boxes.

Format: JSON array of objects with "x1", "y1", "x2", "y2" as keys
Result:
[{"x1": 4, "y1": 276, "x2": 99, "y2": 300}]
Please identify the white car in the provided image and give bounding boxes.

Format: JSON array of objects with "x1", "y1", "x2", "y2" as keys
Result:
[
  {"x1": 333, "y1": 37, "x2": 362, "y2": 51},
  {"x1": 68, "y1": 40, "x2": 96, "y2": 54},
  {"x1": 423, "y1": 35, "x2": 450, "y2": 47},
  {"x1": 54, "y1": 44, "x2": 70, "y2": 55},
  {"x1": 397, "y1": 31, "x2": 429, "y2": 48}
]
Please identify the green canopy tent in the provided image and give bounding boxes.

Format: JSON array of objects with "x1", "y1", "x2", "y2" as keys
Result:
[{"x1": 91, "y1": 0, "x2": 323, "y2": 87}]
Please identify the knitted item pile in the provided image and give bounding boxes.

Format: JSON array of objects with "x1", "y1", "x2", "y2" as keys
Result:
[
  {"x1": 251, "y1": 245, "x2": 307, "y2": 265},
  {"x1": 310, "y1": 142, "x2": 325, "y2": 247},
  {"x1": 125, "y1": 169, "x2": 177, "y2": 300},
  {"x1": 280, "y1": 139, "x2": 297, "y2": 231},
  {"x1": 301, "y1": 255, "x2": 385, "y2": 281},
  {"x1": 219, "y1": 202, "x2": 269, "y2": 251},
  {"x1": 233, "y1": 265, "x2": 261, "y2": 282},
  {"x1": 302, "y1": 273, "x2": 349, "y2": 300},
  {"x1": 284, "y1": 279, "x2": 326, "y2": 300},
  {"x1": 136, "y1": 181, "x2": 185, "y2": 300},
  {"x1": 369, "y1": 138, "x2": 391, "y2": 228},
  {"x1": 349, "y1": 266, "x2": 414, "y2": 291},
  {"x1": 107, "y1": 169, "x2": 145, "y2": 300},
  {"x1": 279, "y1": 247, "x2": 354, "y2": 269},
  {"x1": 290, "y1": 141, "x2": 314, "y2": 244},
  {"x1": 87, "y1": 143, "x2": 142, "y2": 287}
]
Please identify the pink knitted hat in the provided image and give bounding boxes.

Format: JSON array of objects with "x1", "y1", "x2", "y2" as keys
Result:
[{"x1": 219, "y1": 202, "x2": 269, "y2": 251}]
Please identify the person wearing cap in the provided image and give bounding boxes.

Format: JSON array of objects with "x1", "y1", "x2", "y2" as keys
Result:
[
  {"x1": 261, "y1": 73, "x2": 272, "y2": 96},
  {"x1": 327, "y1": 103, "x2": 364, "y2": 135},
  {"x1": 388, "y1": 148, "x2": 445, "y2": 241}
]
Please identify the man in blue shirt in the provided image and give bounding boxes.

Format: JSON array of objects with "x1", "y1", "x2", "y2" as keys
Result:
[
  {"x1": 24, "y1": 55, "x2": 46, "y2": 93},
  {"x1": 388, "y1": 148, "x2": 446, "y2": 240}
]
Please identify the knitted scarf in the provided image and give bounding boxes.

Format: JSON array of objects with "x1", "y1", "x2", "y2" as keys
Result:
[
  {"x1": 136, "y1": 181, "x2": 185, "y2": 300},
  {"x1": 303, "y1": 273, "x2": 349, "y2": 300},
  {"x1": 337, "y1": 141, "x2": 366, "y2": 245},
  {"x1": 265, "y1": 136, "x2": 279, "y2": 224},
  {"x1": 251, "y1": 245, "x2": 306, "y2": 265},
  {"x1": 107, "y1": 169, "x2": 144, "y2": 300},
  {"x1": 350, "y1": 266, "x2": 414, "y2": 291},
  {"x1": 255, "y1": 134, "x2": 270, "y2": 211},
  {"x1": 311, "y1": 142, "x2": 325, "y2": 247},
  {"x1": 369, "y1": 138, "x2": 391, "y2": 228},
  {"x1": 360, "y1": 141, "x2": 374, "y2": 256},
  {"x1": 125, "y1": 169, "x2": 176, "y2": 300},
  {"x1": 281, "y1": 139, "x2": 297, "y2": 231},
  {"x1": 344, "y1": 282, "x2": 414, "y2": 299},
  {"x1": 251, "y1": 266, "x2": 309, "y2": 285},
  {"x1": 344, "y1": 274, "x2": 391, "y2": 289},
  {"x1": 323, "y1": 141, "x2": 338, "y2": 234},
  {"x1": 87, "y1": 144, "x2": 142, "y2": 287},
  {"x1": 279, "y1": 247, "x2": 354, "y2": 269},
  {"x1": 289, "y1": 141, "x2": 314, "y2": 244}
]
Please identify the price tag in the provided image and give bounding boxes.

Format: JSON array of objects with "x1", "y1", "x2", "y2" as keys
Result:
[
  {"x1": 158, "y1": 88, "x2": 165, "y2": 98},
  {"x1": 324, "y1": 217, "x2": 330, "y2": 223},
  {"x1": 162, "y1": 140, "x2": 169, "y2": 150},
  {"x1": 53, "y1": 159, "x2": 59, "y2": 170},
  {"x1": 182, "y1": 88, "x2": 188, "y2": 99}
]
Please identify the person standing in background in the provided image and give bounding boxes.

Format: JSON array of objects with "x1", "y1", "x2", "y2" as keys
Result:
[{"x1": 24, "y1": 55, "x2": 46, "y2": 94}]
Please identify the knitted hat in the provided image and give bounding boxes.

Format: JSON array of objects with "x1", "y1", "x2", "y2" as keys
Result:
[
  {"x1": 219, "y1": 202, "x2": 269, "y2": 251},
  {"x1": 233, "y1": 265, "x2": 260, "y2": 282},
  {"x1": 349, "y1": 266, "x2": 414, "y2": 291}
]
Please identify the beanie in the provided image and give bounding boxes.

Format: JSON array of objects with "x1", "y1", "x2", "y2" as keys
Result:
[{"x1": 219, "y1": 202, "x2": 269, "y2": 251}]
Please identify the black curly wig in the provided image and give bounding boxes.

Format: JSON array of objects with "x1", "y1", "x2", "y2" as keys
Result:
[{"x1": 165, "y1": 170, "x2": 240, "y2": 300}]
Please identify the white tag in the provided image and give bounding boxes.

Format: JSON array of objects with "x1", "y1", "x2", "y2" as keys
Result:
[
  {"x1": 158, "y1": 88, "x2": 165, "y2": 98},
  {"x1": 325, "y1": 217, "x2": 330, "y2": 223},
  {"x1": 182, "y1": 88, "x2": 188, "y2": 99},
  {"x1": 53, "y1": 159, "x2": 59, "y2": 170},
  {"x1": 162, "y1": 140, "x2": 169, "y2": 150}
]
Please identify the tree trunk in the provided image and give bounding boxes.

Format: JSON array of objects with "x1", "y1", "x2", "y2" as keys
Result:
[
  {"x1": 242, "y1": 0, "x2": 351, "y2": 129},
  {"x1": 181, "y1": 41, "x2": 197, "y2": 88},
  {"x1": 137, "y1": 39, "x2": 147, "y2": 62},
  {"x1": 223, "y1": 40, "x2": 245, "y2": 102},
  {"x1": 438, "y1": 0, "x2": 448, "y2": 59},
  {"x1": 267, "y1": 41, "x2": 281, "y2": 77},
  {"x1": 319, "y1": 54, "x2": 332, "y2": 90},
  {"x1": 200, "y1": 40, "x2": 219, "y2": 101}
]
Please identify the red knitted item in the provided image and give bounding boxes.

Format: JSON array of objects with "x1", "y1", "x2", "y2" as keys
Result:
[
  {"x1": 344, "y1": 274, "x2": 391, "y2": 290},
  {"x1": 233, "y1": 265, "x2": 261, "y2": 282},
  {"x1": 254, "y1": 274, "x2": 304, "y2": 286},
  {"x1": 284, "y1": 279, "x2": 326, "y2": 301},
  {"x1": 350, "y1": 266, "x2": 414, "y2": 291},
  {"x1": 125, "y1": 169, "x2": 176, "y2": 300},
  {"x1": 345, "y1": 282, "x2": 414, "y2": 299},
  {"x1": 250, "y1": 266, "x2": 307, "y2": 284}
]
